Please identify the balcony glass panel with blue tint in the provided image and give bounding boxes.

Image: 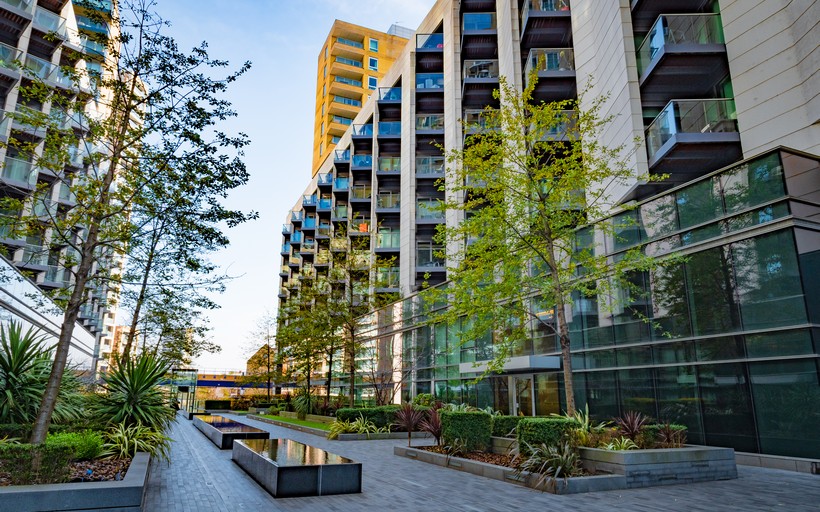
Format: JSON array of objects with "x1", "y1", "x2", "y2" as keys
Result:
[
  {"x1": 463, "y1": 13, "x2": 496, "y2": 31},
  {"x1": 334, "y1": 149, "x2": 350, "y2": 162},
  {"x1": 352, "y1": 154, "x2": 372, "y2": 167},
  {"x1": 334, "y1": 177, "x2": 349, "y2": 190},
  {"x1": 416, "y1": 114, "x2": 444, "y2": 131},
  {"x1": 303, "y1": 195, "x2": 317, "y2": 206},
  {"x1": 378, "y1": 87, "x2": 401, "y2": 101},
  {"x1": 335, "y1": 56, "x2": 363, "y2": 68},
  {"x1": 416, "y1": 156, "x2": 445, "y2": 175},
  {"x1": 0, "y1": 0, "x2": 35, "y2": 14},
  {"x1": 336, "y1": 36, "x2": 364, "y2": 49},
  {"x1": 645, "y1": 99, "x2": 737, "y2": 160},
  {"x1": 333, "y1": 95, "x2": 361, "y2": 107},
  {"x1": 0, "y1": 42, "x2": 20, "y2": 71},
  {"x1": 377, "y1": 229, "x2": 400, "y2": 248},
  {"x1": 332, "y1": 115, "x2": 353, "y2": 126},
  {"x1": 637, "y1": 14, "x2": 724, "y2": 76},
  {"x1": 75, "y1": 15, "x2": 108, "y2": 34},
  {"x1": 318, "y1": 173, "x2": 333, "y2": 185},
  {"x1": 417, "y1": 199, "x2": 443, "y2": 220},
  {"x1": 352, "y1": 124, "x2": 373, "y2": 136},
  {"x1": 318, "y1": 197, "x2": 332, "y2": 209},
  {"x1": 416, "y1": 33, "x2": 443, "y2": 50},
  {"x1": 335, "y1": 76, "x2": 362, "y2": 87},
  {"x1": 378, "y1": 121, "x2": 401, "y2": 136},
  {"x1": 416, "y1": 73, "x2": 444, "y2": 90}
]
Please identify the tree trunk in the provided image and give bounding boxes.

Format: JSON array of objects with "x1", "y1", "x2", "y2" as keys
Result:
[
  {"x1": 555, "y1": 300, "x2": 576, "y2": 416},
  {"x1": 325, "y1": 349, "x2": 333, "y2": 407},
  {"x1": 346, "y1": 332, "x2": 356, "y2": 407},
  {"x1": 266, "y1": 342, "x2": 271, "y2": 402},
  {"x1": 123, "y1": 228, "x2": 161, "y2": 357}
]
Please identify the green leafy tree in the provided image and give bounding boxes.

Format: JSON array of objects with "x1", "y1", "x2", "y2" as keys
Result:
[
  {"x1": 242, "y1": 311, "x2": 280, "y2": 402},
  {"x1": 430, "y1": 77, "x2": 667, "y2": 415},
  {"x1": 0, "y1": 1, "x2": 252, "y2": 444}
]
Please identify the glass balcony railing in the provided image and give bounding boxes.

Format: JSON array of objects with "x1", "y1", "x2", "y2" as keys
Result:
[
  {"x1": 334, "y1": 149, "x2": 350, "y2": 162},
  {"x1": 0, "y1": 0, "x2": 35, "y2": 14},
  {"x1": 463, "y1": 59, "x2": 499, "y2": 79},
  {"x1": 337, "y1": 36, "x2": 364, "y2": 49},
  {"x1": 417, "y1": 199, "x2": 444, "y2": 220},
  {"x1": 0, "y1": 42, "x2": 21, "y2": 72},
  {"x1": 32, "y1": 198, "x2": 55, "y2": 218},
  {"x1": 416, "y1": 156, "x2": 445, "y2": 175},
  {"x1": 416, "y1": 33, "x2": 443, "y2": 50},
  {"x1": 637, "y1": 14, "x2": 725, "y2": 76},
  {"x1": 0, "y1": 109, "x2": 10, "y2": 135},
  {"x1": 288, "y1": 255, "x2": 301, "y2": 266},
  {"x1": 33, "y1": 7, "x2": 67, "y2": 38},
  {"x1": 351, "y1": 185, "x2": 372, "y2": 200},
  {"x1": 416, "y1": 114, "x2": 445, "y2": 131},
  {"x1": 335, "y1": 76, "x2": 362, "y2": 88},
  {"x1": 378, "y1": 87, "x2": 402, "y2": 101},
  {"x1": 333, "y1": 95, "x2": 361, "y2": 107},
  {"x1": 377, "y1": 192, "x2": 400, "y2": 209},
  {"x1": 21, "y1": 243, "x2": 48, "y2": 266},
  {"x1": 376, "y1": 267, "x2": 400, "y2": 288},
  {"x1": 332, "y1": 115, "x2": 353, "y2": 126},
  {"x1": 417, "y1": 244, "x2": 445, "y2": 267},
  {"x1": 291, "y1": 210, "x2": 303, "y2": 222},
  {"x1": 334, "y1": 177, "x2": 349, "y2": 190},
  {"x1": 335, "y1": 56, "x2": 363, "y2": 68},
  {"x1": 330, "y1": 237, "x2": 347, "y2": 251},
  {"x1": 352, "y1": 154, "x2": 372, "y2": 167},
  {"x1": 333, "y1": 205, "x2": 348, "y2": 218},
  {"x1": 315, "y1": 250, "x2": 331, "y2": 265},
  {"x1": 416, "y1": 73, "x2": 444, "y2": 90},
  {"x1": 645, "y1": 99, "x2": 738, "y2": 160},
  {"x1": 303, "y1": 195, "x2": 317, "y2": 206},
  {"x1": 463, "y1": 109, "x2": 493, "y2": 130},
  {"x1": 75, "y1": 15, "x2": 108, "y2": 34},
  {"x1": 463, "y1": 12, "x2": 497, "y2": 31},
  {"x1": 44, "y1": 265, "x2": 70, "y2": 285},
  {"x1": 351, "y1": 217, "x2": 371, "y2": 233},
  {"x1": 301, "y1": 240, "x2": 316, "y2": 251},
  {"x1": 281, "y1": 242, "x2": 291, "y2": 253},
  {"x1": 377, "y1": 230, "x2": 400, "y2": 249},
  {"x1": 378, "y1": 156, "x2": 400, "y2": 173},
  {"x1": 318, "y1": 197, "x2": 332, "y2": 209},
  {"x1": 24, "y1": 54, "x2": 72, "y2": 87},
  {"x1": 352, "y1": 124, "x2": 373, "y2": 136},
  {"x1": 317, "y1": 223, "x2": 331, "y2": 237},
  {"x1": 58, "y1": 181, "x2": 75, "y2": 203},
  {"x1": 318, "y1": 172, "x2": 333, "y2": 185},
  {"x1": 2, "y1": 157, "x2": 37, "y2": 186},
  {"x1": 378, "y1": 121, "x2": 401, "y2": 136},
  {"x1": 303, "y1": 217, "x2": 316, "y2": 228},
  {"x1": 282, "y1": 224, "x2": 291, "y2": 235},
  {"x1": 525, "y1": 48, "x2": 575, "y2": 76},
  {"x1": 74, "y1": 0, "x2": 113, "y2": 14}
]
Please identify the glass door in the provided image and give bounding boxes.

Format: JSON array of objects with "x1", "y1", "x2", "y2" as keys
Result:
[{"x1": 512, "y1": 375, "x2": 534, "y2": 416}]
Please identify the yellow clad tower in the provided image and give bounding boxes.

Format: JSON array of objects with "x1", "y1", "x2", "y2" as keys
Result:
[{"x1": 311, "y1": 20, "x2": 409, "y2": 176}]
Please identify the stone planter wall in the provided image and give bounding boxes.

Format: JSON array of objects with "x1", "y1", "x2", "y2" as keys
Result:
[
  {"x1": 491, "y1": 436, "x2": 516, "y2": 455},
  {"x1": 192, "y1": 416, "x2": 269, "y2": 449},
  {"x1": 580, "y1": 445, "x2": 737, "y2": 488},
  {"x1": 0, "y1": 452, "x2": 151, "y2": 512}
]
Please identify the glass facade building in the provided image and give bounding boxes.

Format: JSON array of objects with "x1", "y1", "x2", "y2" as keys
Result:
[{"x1": 356, "y1": 149, "x2": 820, "y2": 459}]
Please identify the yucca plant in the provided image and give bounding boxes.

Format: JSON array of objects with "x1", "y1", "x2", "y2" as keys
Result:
[
  {"x1": 514, "y1": 441, "x2": 581, "y2": 492},
  {"x1": 350, "y1": 415, "x2": 380, "y2": 438},
  {"x1": 393, "y1": 403, "x2": 425, "y2": 446},
  {"x1": 604, "y1": 436, "x2": 639, "y2": 451},
  {"x1": 615, "y1": 411, "x2": 650, "y2": 441},
  {"x1": 102, "y1": 423, "x2": 171, "y2": 461},
  {"x1": 326, "y1": 419, "x2": 356, "y2": 440},
  {"x1": 0, "y1": 321, "x2": 82, "y2": 426},
  {"x1": 91, "y1": 353, "x2": 174, "y2": 431}
]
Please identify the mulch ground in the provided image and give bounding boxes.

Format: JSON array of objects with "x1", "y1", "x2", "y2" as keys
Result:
[
  {"x1": 0, "y1": 458, "x2": 131, "y2": 486},
  {"x1": 418, "y1": 445, "x2": 521, "y2": 469}
]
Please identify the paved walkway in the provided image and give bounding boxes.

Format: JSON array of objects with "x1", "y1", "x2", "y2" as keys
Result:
[{"x1": 145, "y1": 414, "x2": 820, "y2": 511}]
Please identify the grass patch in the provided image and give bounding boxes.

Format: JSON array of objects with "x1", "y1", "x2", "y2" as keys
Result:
[{"x1": 258, "y1": 415, "x2": 331, "y2": 432}]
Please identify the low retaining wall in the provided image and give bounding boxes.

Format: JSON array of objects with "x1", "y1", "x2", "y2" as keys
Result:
[
  {"x1": 491, "y1": 436, "x2": 516, "y2": 455},
  {"x1": 247, "y1": 414, "x2": 328, "y2": 437},
  {"x1": 193, "y1": 416, "x2": 269, "y2": 449},
  {"x1": 735, "y1": 452, "x2": 820, "y2": 474},
  {"x1": 0, "y1": 452, "x2": 151, "y2": 512},
  {"x1": 580, "y1": 445, "x2": 737, "y2": 488},
  {"x1": 394, "y1": 446, "x2": 625, "y2": 494},
  {"x1": 337, "y1": 432, "x2": 431, "y2": 441}
]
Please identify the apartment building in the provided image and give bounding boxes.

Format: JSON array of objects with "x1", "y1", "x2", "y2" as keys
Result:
[
  {"x1": 278, "y1": 0, "x2": 819, "y2": 459},
  {"x1": 311, "y1": 20, "x2": 410, "y2": 176},
  {"x1": 0, "y1": 0, "x2": 120, "y2": 369}
]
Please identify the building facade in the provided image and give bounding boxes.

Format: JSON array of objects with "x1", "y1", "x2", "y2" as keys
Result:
[
  {"x1": 311, "y1": 20, "x2": 409, "y2": 176},
  {"x1": 278, "y1": 0, "x2": 819, "y2": 458},
  {"x1": 0, "y1": 0, "x2": 119, "y2": 368}
]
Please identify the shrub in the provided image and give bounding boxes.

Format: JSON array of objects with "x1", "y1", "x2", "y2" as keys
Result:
[
  {"x1": 102, "y1": 423, "x2": 172, "y2": 462},
  {"x1": 47, "y1": 431, "x2": 104, "y2": 460},
  {"x1": 231, "y1": 399, "x2": 251, "y2": 411},
  {"x1": 412, "y1": 393, "x2": 436, "y2": 407},
  {"x1": 393, "y1": 403, "x2": 425, "y2": 447},
  {"x1": 514, "y1": 441, "x2": 580, "y2": 492},
  {"x1": 204, "y1": 400, "x2": 232, "y2": 410},
  {"x1": 492, "y1": 416, "x2": 526, "y2": 438},
  {"x1": 335, "y1": 405, "x2": 402, "y2": 429},
  {"x1": 639, "y1": 423, "x2": 687, "y2": 448},
  {"x1": 615, "y1": 411, "x2": 651, "y2": 441},
  {"x1": 265, "y1": 406, "x2": 280, "y2": 416},
  {"x1": 604, "y1": 437, "x2": 639, "y2": 451},
  {"x1": 419, "y1": 408, "x2": 442, "y2": 446},
  {"x1": 292, "y1": 392, "x2": 317, "y2": 419},
  {"x1": 517, "y1": 418, "x2": 577, "y2": 454},
  {"x1": 326, "y1": 419, "x2": 356, "y2": 440},
  {"x1": 0, "y1": 441, "x2": 75, "y2": 485},
  {"x1": 440, "y1": 411, "x2": 492, "y2": 452}
]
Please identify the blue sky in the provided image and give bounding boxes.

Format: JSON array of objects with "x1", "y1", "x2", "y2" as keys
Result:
[{"x1": 150, "y1": 0, "x2": 437, "y2": 371}]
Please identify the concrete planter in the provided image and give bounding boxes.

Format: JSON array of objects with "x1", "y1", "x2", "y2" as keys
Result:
[
  {"x1": 580, "y1": 445, "x2": 737, "y2": 487},
  {"x1": 0, "y1": 452, "x2": 151, "y2": 512},
  {"x1": 193, "y1": 415, "x2": 269, "y2": 449},
  {"x1": 394, "y1": 446, "x2": 625, "y2": 494},
  {"x1": 233, "y1": 439, "x2": 361, "y2": 498},
  {"x1": 247, "y1": 414, "x2": 328, "y2": 437},
  {"x1": 491, "y1": 436, "x2": 516, "y2": 455},
  {"x1": 336, "y1": 432, "x2": 431, "y2": 441}
]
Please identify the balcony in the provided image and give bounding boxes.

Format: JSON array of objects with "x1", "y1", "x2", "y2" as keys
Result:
[
  {"x1": 461, "y1": 13, "x2": 497, "y2": 60},
  {"x1": 416, "y1": 73, "x2": 444, "y2": 91},
  {"x1": 645, "y1": 98, "x2": 741, "y2": 188},
  {"x1": 1, "y1": 157, "x2": 37, "y2": 188},
  {"x1": 32, "y1": 7, "x2": 67, "y2": 39},
  {"x1": 376, "y1": 192, "x2": 400, "y2": 211},
  {"x1": 42, "y1": 265, "x2": 70, "y2": 287},
  {"x1": 520, "y1": 0, "x2": 572, "y2": 51},
  {"x1": 57, "y1": 181, "x2": 75, "y2": 205},
  {"x1": 290, "y1": 231, "x2": 303, "y2": 244},
  {"x1": 416, "y1": 114, "x2": 444, "y2": 133},
  {"x1": 300, "y1": 239, "x2": 316, "y2": 253},
  {"x1": 288, "y1": 256, "x2": 301, "y2": 268},
  {"x1": 280, "y1": 242, "x2": 291, "y2": 255},
  {"x1": 378, "y1": 87, "x2": 401, "y2": 102},
  {"x1": 32, "y1": 197, "x2": 56, "y2": 219},
  {"x1": 637, "y1": 14, "x2": 727, "y2": 106},
  {"x1": 330, "y1": 94, "x2": 362, "y2": 117},
  {"x1": 337, "y1": 36, "x2": 363, "y2": 49},
  {"x1": 378, "y1": 156, "x2": 400, "y2": 174},
  {"x1": 302, "y1": 216, "x2": 317, "y2": 229},
  {"x1": 352, "y1": 124, "x2": 373, "y2": 148},
  {"x1": 416, "y1": 156, "x2": 445, "y2": 178},
  {"x1": 315, "y1": 250, "x2": 331, "y2": 266},
  {"x1": 330, "y1": 75, "x2": 362, "y2": 96},
  {"x1": 278, "y1": 287, "x2": 288, "y2": 299},
  {"x1": 75, "y1": 14, "x2": 108, "y2": 35},
  {"x1": 376, "y1": 229, "x2": 400, "y2": 250},
  {"x1": 350, "y1": 217, "x2": 371, "y2": 235},
  {"x1": 350, "y1": 184, "x2": 372, "y2": 201},
  {"x1": 19, "y1": 243, "x2": 48, "y2": 267},
  {"x1": 302, "y1": 195, "x2": 317, "y2": 208},
  {"x1": 334, "y1": 56, "x2": 363, "y2": 69},
  {"x1": 524, "y1": 48, "x2": 576, "y2": 102},
  {"x1": 378, "y1": 121, "x2": 401, "y2": 138},
  {"x1": 0, "y1": 0, "x2": 35, "y2": 14},
  {"x1": 0, "y1": 42, "x2": 22, "y2": 78},
  {"x1": 330, "y1": 237, "x2": 347, "y2": 251},
  {"x1": 416, "y1": 243, "x2": 445, "y2": 270},
  {"x1": 376, "y1": 267, "x2": 400, "y2": 291},
  {"x1": 317, "y1": 172, "x2": 333, "y2": 187},
  {"x1": 332, "y1": 205, "x2": 348, "y2": 220},
  {"x1": 417, "y1": 199, "x2": 444, "y2": 223},
  {"x1": 317, "y1": 197, "x2": 332, "y2": 210},
  {"x1": 24, "y1": 54, "x2": 72, "y2": 88},
  {"x1": 291, "y1": 210, "x2": 303, "y2": 223},
  {"x1": 316, "y1": 223, "x2": 331, "y2": 237},
  {"x1": 416, "y1": 33, "x2": 443, "y2": 51},
  {"x1": 352, "y1": 154, "x2": 372, "y2": 169},
  {"x1": 334, "y1": 176, "x2": 350, "y2": 191},
  {"x1": 333, "y1": 149, "x2": 350, "y2": 163}
]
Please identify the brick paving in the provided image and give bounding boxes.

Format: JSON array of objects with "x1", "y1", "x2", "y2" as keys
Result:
[{"x1": 144, "y1": 413, "x2": 820, "y2": 511}]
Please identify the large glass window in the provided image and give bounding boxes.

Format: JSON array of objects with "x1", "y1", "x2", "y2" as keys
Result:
[
  {"x1": 534, "y1": 373, "x2": 561, "y2": 416},
  {"x1": 686, "y1": 246, "x2": 742, "y2": 336},
  {"x1": 745, "y1": 329, "x2": 813, "y2": 358},
  {"x1": 618, "y1": 369, "x2": 656, "y2": 417},
  {"x1": 750, "y1": 359, "x2": 820, "y2": 458},
  {"x1": 369, "y1": 57, "x2": 378, "y2": 71},
  {"x1": 721, "y1": 152, "x2": 784, "y2": 213},
  {"x1": 368, "y1": 76, "x2": 377, "y2": 90},
  {"x1": 676, "y1": 177, "x2": 722, "y2": 230},
  {"x1": 697, "y1": 363, "x2": 757, "y2": 452},
  {"x1": 731, "y1": 230, "x2": 807, "y2": 330},
  {"x1": 584, "y1": 370, "x2": 619, "y2": 419},
  {"x1": 655, "y1": 366, "x2": 703, "y2": 444},
  {"x1": 649, "y1": 262, "x2": 692, "y2": 339}
]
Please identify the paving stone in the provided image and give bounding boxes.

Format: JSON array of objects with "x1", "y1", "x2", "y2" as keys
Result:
[{"x1": 143, "y1": 414, "x2": 820, "y2": 511}]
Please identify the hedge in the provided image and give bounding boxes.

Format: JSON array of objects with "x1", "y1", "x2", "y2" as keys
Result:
[
  {"x1": 516, "y1": 418, "x2": 578, "y2": 453},
  {"x1": 440, "y1": 411, "x2": 492, "y2": 451},
  {"x1": 0, "y1": 441, "x2": 76, "y2": 485},
  {"x1": 204, "y1": 400, "x2": 232, "y2": 410},
  {"x1": 491, "y1": 416, "x2": 554, "y2": 438},
  {"x1": 335, "y1": 405, "x2": 402, "y2": 429}
]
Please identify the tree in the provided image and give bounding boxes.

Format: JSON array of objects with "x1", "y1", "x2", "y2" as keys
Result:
[
  {"x1": 243, "y1": 311, "x2": 279, "y2": 402},
  {"x1": 1, "y1": 0, "x2": 251, "y2": 444},
  {"x1": 429, "y1": 77, "x2": 667, "y2": 416}
]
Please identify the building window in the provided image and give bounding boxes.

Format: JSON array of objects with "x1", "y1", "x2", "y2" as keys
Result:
[
  {"x1": 332, "y1": 136, "x2": 341, "y2": 144},
  {"x1": 324, "y1": 46, "x2": 328, "y2": 60},
  {"x1": 323, "y1": 65, "x2": 327, "y2": 78},
  {"x1": 321, "y1": 121, "x2": 324, "y2": 135},
  {"x1": 321, "y1": 103, "x2": 325, "y2": 116},
  {"x1": 370, "y1": 38, "x2": 379, "y2": 52},
  {"x1": 322, "y1": 84, "x2": 326, "y2": 97},
  {"x1": 368, "y1": 76, "x2": 378, "y2": 90},
  {"x1": 320, "y1": 142, "x2": 324, "y2": 156},
  {"x1": 369, "y1": 57, "x2": 378, "y2": 71}
]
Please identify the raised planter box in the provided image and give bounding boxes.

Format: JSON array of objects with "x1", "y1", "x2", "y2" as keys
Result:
[
  {"x1": 580, "y1": 445, "x2": 737, "y2": 487},
  {"x1": 0, "y1": 452, "x2": 151, "y2": 512},
  {"x1": 247, "y1": 414, "x2": 328, "y2": 437},
  {"x1": 233, "y1": 439, "x2": 362, "y2": 497},
  {"x1": 337, "y1": 432, "x2": 431, "y2": 441},
  {"x1": 394, "y1": 446, "x2": 626, "y2": 494},
  {"x1": 193, "y1": 415, "x2": 269, "y2": 449},
  {"x1": 491, "y1": 436, "x2": 516, "y2": 454}
]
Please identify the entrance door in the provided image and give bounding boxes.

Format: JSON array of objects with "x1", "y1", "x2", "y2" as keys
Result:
[{"x1": 512, "y1": 375, "x2": 534, "y2": 416}]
